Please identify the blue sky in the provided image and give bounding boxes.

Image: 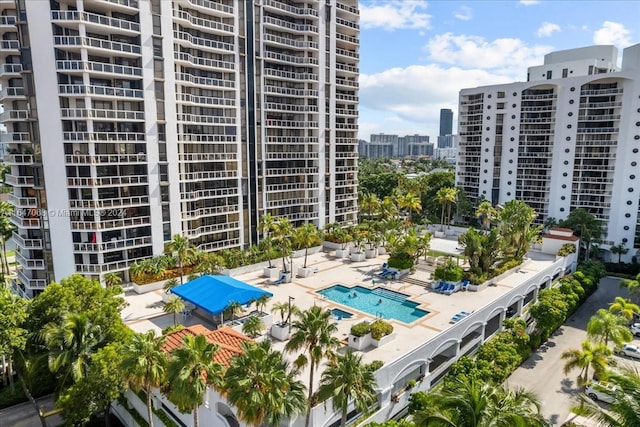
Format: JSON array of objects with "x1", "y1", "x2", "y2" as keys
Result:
[{"x1": 358, "y1": 0, "x2": 640, "y2": 141}]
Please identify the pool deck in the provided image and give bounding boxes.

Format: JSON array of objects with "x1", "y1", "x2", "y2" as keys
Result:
[{"x1": 122, "y1": 238, "x2": 558, "y2": 391}]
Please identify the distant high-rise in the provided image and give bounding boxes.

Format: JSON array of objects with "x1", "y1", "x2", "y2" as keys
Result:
[{"x1": 439, "y1": 108, "x2": 453, "y2": 136}]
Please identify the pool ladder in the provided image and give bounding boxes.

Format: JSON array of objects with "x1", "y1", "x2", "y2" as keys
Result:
[{"x1": 375, "y1": 311, "x2": 386, "y2": 319}]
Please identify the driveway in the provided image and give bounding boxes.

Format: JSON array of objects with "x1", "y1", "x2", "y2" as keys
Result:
[
  {"x1": 506, "y1": 276, "x2": 640, "y2": 426},
  {"x1": 0, "y1": 394, "x2": 62, "y2": 427}
]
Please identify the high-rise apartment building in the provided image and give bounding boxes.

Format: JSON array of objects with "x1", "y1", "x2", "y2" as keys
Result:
[
  {"x1": 439, "y1": 108, "x2": 453, "y2": 136},
  {"x1": 457, "y1": 44, "x2": 640, "y2": 260},
  {"x1": 361, "y1": 133, "x2": 432, "y2": 158},
  {"x1": 1, "y1": 0, "x2": 359, "y2": 297}
]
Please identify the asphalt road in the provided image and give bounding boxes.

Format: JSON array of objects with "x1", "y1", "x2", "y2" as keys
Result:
[
  {"x1": 506, "y1": 276, "x2": 640, "y2": 426},
  {"x1": 0, "y1": 394, "x2": 62, "y2": 427}
]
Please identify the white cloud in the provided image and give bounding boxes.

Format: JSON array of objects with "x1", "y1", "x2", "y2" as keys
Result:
[
  {"x1": 537, "y1": 22, "x2": 561, "y2": 38},
  {"x1": 424, "y1": 33, "x2": 551, "y2": 77},
  {"x1": 519, "y1": 0, "x2": 540, "y2": 5},
  {"x1": 454, "y1": 6, "x2": 472, "y2": 21},
  {"x1": 359, "y1": 0, "x2": 431, "y2": 31},
  {"x1": 593, "y1": 21, "x2": 632, "y2": 47}
]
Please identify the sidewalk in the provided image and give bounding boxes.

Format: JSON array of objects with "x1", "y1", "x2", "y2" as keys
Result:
[{"x1": 0, "y1": 394, "x2": 62, "y2": 427}]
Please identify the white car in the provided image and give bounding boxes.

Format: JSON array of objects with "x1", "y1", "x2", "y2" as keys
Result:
[
  {"x1": 630, "y1": 323, "x2": 640, "y2": 337},
  {"x1": 585, "y1": 382, "x2": 617, "y2": 404},
  {"x1": 617, "y1": 343, "x2": 640, "y2": 359}
]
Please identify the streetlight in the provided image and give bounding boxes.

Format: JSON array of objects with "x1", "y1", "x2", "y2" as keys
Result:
[{"x1": 288, "y1": 296, "x2": 295, "y2": 333}]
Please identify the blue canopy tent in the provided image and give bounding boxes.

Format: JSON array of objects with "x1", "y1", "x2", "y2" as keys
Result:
[{"x1": 170, "y1": 275, "x2": 273, "y2": 316}]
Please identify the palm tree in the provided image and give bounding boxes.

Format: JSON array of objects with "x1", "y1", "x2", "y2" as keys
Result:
[
  {"x1": 194, "y1": 251, "x2": 224, "y2": 276},
  {"x1": 224, "y1": 300, "x2": 243, "y2": 323},
  {"x1": 587, "y1": 308, "x2": 633, "y2": 347},
  {"x1": 293, "y1": 222, "x2": 320, "y2": 268},
  {"x1": 271, "y1": 301, "x2": 300, "y2": 326},
  {"x1": 285, "y1": 305, "x2": 340, "y2": 427},
  {"x1": 561, "y1": 339, "x2": 612, "y2": 386},
  {"x1": 610, "y1": 241, "x2": 629, "y2": 263},
  {"x1": 498, "y1": 199, "x2": 541, "y2": 260},
  {"x1": 475, "y1": 200, "x2": 497, "y2": 232},
  {"x1": 167, "y1": 234, "x2": 195, "y2": 284},
  {"x1": 608, "y1": 297, "x2": 639, "y2": 321},
  {"x1": 103, "y1": 272, "x2": 122, "y2": 288},
  {"x1": 317, "y1": 350, "x2": 377, "y2": 427},
  {"x1": 359, "y1": 192, "x2": 381, "y2": 220},
  {"x1": 560, "y1": 208, "x2": 602, "y2": 260},
  {"x1": 574, "y1": 365, "x2": 640, "y2": 427},
  {"x1": 621, "y1": 273, "x2": 640, "y2": 305},
  {"x1": 399, "y1": 192, "x2": 422, "y2": 223},
  {"x1": 241, "y1": 315, "x2": 264, "y2": 338},
  {"x1": 223, "y1": 341, "x2": 306, "y2": 426},
  {"x1": 121, "y1": 331, "x2": 167, "y2": 427},
  {"x1": 254, "y1": 294, "x2": 271, "y2": 315},
  {"x1": 166, "y1": 334, "x2": 225, "y2": 427},
  {"x1": 163, "y1": 278, "x2": 179, "y2": 295},
  {"x1": 272, "y1": 217, "x2": 294, "y2": 273},
  {"x1": 543, "y1": 216, "x2": 558, "y2": 233},
  {"x1": 436, "y1": 187, "x2": 458, "y2": 231},
  {"x1": 43, "y1": 312, "x2": 105, "y2": 385},
  {"x1": 413, "y1": 377, "x2": 546, "y2": 427},
  {"x1": 0, "y1": 201, "x2": 15, "y2": 276},
  {"x1": 258, "y1": 213, "x2": 277, "y2": 268},
  {"x1": 164, "y1": 296, "x2": 186, "y2": 326}
]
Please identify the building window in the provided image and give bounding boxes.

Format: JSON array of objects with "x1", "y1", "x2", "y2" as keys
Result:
[
  {"x1": 498, "y1": 91, "x2": 505, "y2": 98},
  {"x1": 562, "y1": 68, "x2": 568, "y2": 78},
  {"x1": 497, "y1": 103, "x2": 505, "y2": 109},
  {"x1": 546, "y1": 70, "x2": 552, "y2": 79}
]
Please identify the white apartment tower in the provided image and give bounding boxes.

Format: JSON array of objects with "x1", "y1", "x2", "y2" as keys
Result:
[
  {"x1": 1, "y1": 0, "x2": 359, "y2": 297},
  {"x1": 457, "y1": 44, "x2": 640, "y2": 260}
]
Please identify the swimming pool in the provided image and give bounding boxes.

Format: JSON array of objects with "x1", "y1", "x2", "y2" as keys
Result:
[
  {"x1": 318, "y1": 285, "x2": 429, "y2": 324},
  {"x1": 331, "y1": 308, "x2": 354, "y2": 320}
]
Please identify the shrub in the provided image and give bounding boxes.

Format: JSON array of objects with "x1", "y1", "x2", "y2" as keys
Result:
[
  {"x1": 406, "y1": 379, "x2": 416, "y2": 389},
  {"x1": 370, "y1": 319, "x2": 393, "y2": 340},
  {"x1": 433, "y1": 262, "x2": 464, "y2": 282},
  {"x1": 558, "y1": 243, "x2": 576, "y2": 257},
  {"x1": 368, "y1": 360, "x2": 384, "y2": 371},
  {"x1": 387, "y1": 252, "x2": 414, "y2": 270},
  {"x1": 350, "y1": 321, "x2": 371, "y2": 337}
]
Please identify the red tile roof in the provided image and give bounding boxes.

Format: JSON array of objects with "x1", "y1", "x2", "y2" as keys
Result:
[
  {"x1": 549, "y1": 227, "x2": 575, "y2": 233},
  {"x1": 543, "y1": 233, "x2": 580, "y2": 242},
  {"x1": 162, "y1": 325, "x2": 252, "y2": 366}
]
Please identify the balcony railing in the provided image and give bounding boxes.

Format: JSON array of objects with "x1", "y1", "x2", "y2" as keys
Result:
[
  {"x1": 58, "y1": 83, "x2": 144, "y2": 98},
  {"x1": 51, "y1": 10, "x2": 140, "y2": 33}
]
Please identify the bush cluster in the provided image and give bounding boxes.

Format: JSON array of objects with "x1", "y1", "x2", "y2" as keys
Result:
[
  {"x1": 370, "y1": 319, "x2": 394, "y2": 340},
  {"x1": 433, "y1": 262, "x2": 464, "y2": 282},
  {"x1": 350, "y1": 321, "x2": 371, "y2": 337},
  {"x1": 387, "y1": 252, "x2": 414, "y2": 270},
  {"x1": 604, "y1": 262, "x2": 640, "y2": 277},
  {"x1": 557, "y1": 243, "x2": 576, "y2": 257}
]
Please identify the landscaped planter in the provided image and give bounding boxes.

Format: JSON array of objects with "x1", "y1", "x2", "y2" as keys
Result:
[
  {"x1": 263, "y1": 266, "x2": 281, "y2": 280},
  {"x1": 351, "y1": 252, "x2": 366, "y2": 262},
  {"x1": 270, "y1": 323, "x2": 292, "y2": 341},
  {"x1": 335, "y1": 249, "x2": 349, "y2": 259},
  {"x1": 364, "y1": 248, "x2": 377, "y2": 259},
  {"x1": 348, "y1": 333, "x2": 372, "y2": 351},
  {"x1": 377, "y1": 246, "x2": 387, "y2": 255},
  {"x1": 132, "y1": 280, "x2": 166, "y2": 294},
  {"x1": 297, "y1": 267, "x2": 316, "y2": 278},
  {"x1": 434, "y1": 231, "x2": 445, "y2": 238},
  {"x1": 372, "y1": 333, "x2": 395, "y2": 348}
]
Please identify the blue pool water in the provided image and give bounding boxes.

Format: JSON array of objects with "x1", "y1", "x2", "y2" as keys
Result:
[
  {"x1": 319, "y1": 285, "x2": 429, "y2": 324},
  {"x1": 331, "y1": 308, "x2": 354, "y2": 319}
]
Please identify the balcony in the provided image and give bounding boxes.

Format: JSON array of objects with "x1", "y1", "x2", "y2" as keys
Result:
[
  {"x1": 58, "y1": 83, "x2": 144, "y2": 99},
  {"x1": 0, "y1": 109, "x2": 28, "y2": 123},
  {"x1": 10, "y1": 214, "x2": 40, "y2": 229},
  {"x1": 4, "y1": 174, "x2": 34, "y2": 186},
  {"x1": 54, "y1": 35, "x2": 141, "y2": 57},
  {"x1": 176, "y1": 92, "x2": 235, "y2": 106},
  {"x1": 177, "y1": 152, "x2": 237, "y2": 162},
  {"x1": 70, "y1": 215, "x2": 150, "y2": 231},
  {"x1": 65, "y1": 153, "x2": 146, "y2": 164},
  {"x1": 174, "y1": 51, "x2": 235, "y2": 71},
  {"x1": 0, "y1": 132, "x2": 31, "y2": 143},
  {"x1": 17, "y1": 269, "x2": 47, "y2": 289},
  {"x1": 0, "y1": 39, "x2": 19, "y2": 53},
  {"x1": 181, "y1": 205, "x2": 237, "y2": 220},
  {"x1": 15, "y1": 252, "x2": 46, "y2": 270},
  {"x1": 0, "y1": 62, "x2": 22, "y2": 75},
  {"x1": 173, "y1": 30, "x2": 235, "y2": 53},
  {"x1": 68, "y1": 195, "x2": 149, "y2": 209},
  {"x1": 66, "y1": 175, "x2": 148, "y2": 187},
  {"x1": 177, "y1": 134, "x2": 236, "y2": 143},
  {"x1": 262, "y1": 16, "x2": 318, "y2": 34},
  {"x1": 263, "y1": 68, "x2": 318, "y2": 81},
  {"x1": 12, "y1": 232, "x2": 43, "y2": 250},
  {"x1": 186, "y1": 221, "x2": 240, "y2": 239},
  {"x1": 264, "y1": 119, "x2": 318, "y2": 128},
  {"x1": 183, "y1": 0, "x2": 234, "y2": 16},
  {"x1": 4, "y1": 154, "x2": 33, "y2": 165},
  {"x1": 76, "y1": 260, "x2": 131, "y2": 274},
  {"x1": 50, "y1": 10, "x2": 140, "y2": 35},
  {"x1": 263, "y1": 33, "x2": 318, "y2": 50},
  {"x1": 60, "y1": 108, "x2": 145, "y2": 121},
  {"x1": 0, "y1": 86, "x2": 25, "y2": 99},
  {"x1": 8, "y1": 193, "x2": 37, "y2": 208},
  {"x1": 180, "y1": 170, "x2": 237, "y2": 181},
  {"x1": 176, "y1": 72, "x2": 235, "y2": 89},
  {"x1": 73, "y1": 235, "x2": 152, "y2": 252},
  {"x1": 263, "y1": 50, "x2": 318, "y2": 65},
  {"x1": 176, "y1": 113, "x2": 236, "y2": 125},
  {"x1": 264, "y1": 102, "x2": 317, "y2": 112},
  {"x1": 263, "y1": 0, "x2": 318, "y2": 17},
  {"x1": 182, "y1": 187, "x2": 238, "y2": 201},
  {"x1": 172, "y1": 9, "x2": 234, "y2": 33}
]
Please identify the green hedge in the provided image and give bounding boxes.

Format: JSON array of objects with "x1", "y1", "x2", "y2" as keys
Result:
[
  {"x1": 350, "y1": 321, "x2": 372, "y2": 337},
  {"x1": 370, "y1": 319, "x2": 394, "y2": 340},
  {"x1": 387, "y1": 252, "x2": 414, "y2": 270}
]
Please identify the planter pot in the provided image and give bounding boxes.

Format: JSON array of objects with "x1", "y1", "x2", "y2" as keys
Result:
[
  {"x1": 372, "y1": 333, "x2": 395, "y2": 348},
  {"x1": 335, "y1": 249, "x2": 349, "y2": 259},
  {"x1": 348, "y1": 333, "x2": 372, "y2": 351},
  {"x1": 131, "y1": 280, "x2": 165, "y2": 294},
  {"x1": 364, "y1": 248, "x2": 377, "y2": 259},
  {"x1": 298, "y1": 267, "x2": 315, "y2": 278},
  {"x1": 351, "y1": 252, "x2": 366, "y2": 262},
  {"x1": 270, "y1": 323, "x2": 292, "y2": 341},
  {"x1": 263, "y1": 266, "x2": 280, "y2": 279},
  {"x1": 377, "y1": 246, "x2": 387, "y2": 255},
  {"x1": 434, "y1": 231, "x2": 445, "y2": 238},
  {"x1": 281, "y1": 272, "x2": 292, "y2": 283}
]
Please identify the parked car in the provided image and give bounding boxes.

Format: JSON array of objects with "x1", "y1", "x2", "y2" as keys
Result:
[
  {"x1": 616, "y1": 343, "x2": 640, "y2": 359},
  {"x1": 630, "y1": 323, "x2": 640, "y2": 337},
  {"x1": 585, "y1": 381, "x2": 618, "y2": 404}
]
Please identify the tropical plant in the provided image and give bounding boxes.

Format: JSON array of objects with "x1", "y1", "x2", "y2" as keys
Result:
[
  {"x1": 0, "y1": 201, "x2": 15, "y2": 276},
  {"x1": 223, "y1": 340, "x2": 306, "y2": 426},
  {"x1": 223, "y1": 300, "x2": 243, "y2": 323},
  {"x1": 164, "y1": 296, "x2": 186, "y2": 326},
  {"x1": 498, "y1": 199, "x2": 541, "y2": 260},
  {"x1": 359, "y1": 192, "x2": 381, "y2": 220},
  {"x1": 272, "y1": 217, "x2": 294, "y2": 273},
  {"x1": 167, "y1": 234, "x2": 196, "y2": 285},
  {"x1": 258, "y1": 213, "x2": 277, "y2": 268},
  {"x1": 621, "y1": 273, "x2": 640, "y2": 305},
  {"x1": 0, "y1": 287, "x2": 28, "y2": 388},
  {"x1": 120, "y1": 331, "x2": 167, "y2": 427},
  {"x1": 166, "y1": 334, "x2": 225, "y2": 427},
  {"x1": 560, "y1": 208, "x2": 602, "y2": 260},
  {"x1": 103, "y1": 272, "x2": 122, "y2": 289},
  {"x1": 611, "y1": 241, "x2": 629, "y2": 263},
  {"x1": 43, "y1": 312, "x2": 106, "y2": 386},
  {"x1": 254, "y1": 294, "x2": 271, "y2": 315},
  {"x1": 608, "y1": 297, "x2": 639, "y2": 321},
  {"x1": 285, "y1": 306, "x2": 340, "y2": 427},
  {"x1": 241, "y1": 316, "x2": 264, "y2": 339},
  {"x1": 436, "y1": 187, "x2": 458, "y2": 231},
  {"x1": 163, "y1": 278, "x2": 179, "y2": 295},
  {"x1": 293, "y1": 222, "x2": 321, "y2": 268},
  {"x1": 411, "y1": 377, "x2": 547, "y2": 427},
  {"x1": 433, "y1": 258, "x2": 464, "y2": 282},
  {"x1": 561, "y1": 340, "x2": 612, "y2": 386},
  {"x1": 458, "y1": 227, "x2": 502, "y2": 274},
  {"x1": 317, "y1": 350, "x2": 377, "y2": 427},
  {"x1": 543, "y1": 216, "x2": 558, "y2": 233},
  {"x1": 587, "y1": 309, "x2": 633, "y2": 348},
  {"x1": 194, "y1": 251, "x2": 224, "y2": 276},
  {"x1": 475, "y1": 200, "x2": 497, "y2": 232},
  {"x1": 398, "y1": 192, "x2": 422, "y2": 223},
  {"x1": 271, "y1": 301, "x2": 300, "y2": 326}
]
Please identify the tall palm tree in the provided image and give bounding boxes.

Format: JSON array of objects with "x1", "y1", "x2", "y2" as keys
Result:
[
  {"x1": 271, "y1": 300, "x2": 300, "y2": 326},
  {"x1": 223, "y1": 340, "x2": 306, "y2": 426},
  {"x1": 560, "y1": 208, "x2": 602, "y2": 260},
  {"x1": 317, "y1": 350, "x2": 377, "y2": 427},
  {"x1": 167, "y1": 234, "x2": 195, "y2": 285},
  {"x1": 43, "y1": 312, "x2": 105, "y2": 385},
  {"x1": 608, "y1": 297, "x2": 639, "y2": 321},
  {"x1": 436, "y1": 187, "x2": 458, "y2": 231},
  {"x1": 258, "y1": 213, "x2": 277, "y2": 268},
  {"x1": 164, "y1": 296, "x2": 186, "y2": 326},
  {"x1": 574, "y1": 365, "x2": 640, "y2": 427},
  {"x1": 413, "y1": 377, "x2": 547, "y2": 427},
  {"x1": 498, "y1": 199, "x2": 541, "y2": 260},
  {"x1": 587, "y1": 309, "x2": 633, "y2": 347},
  {"x1": 380, "y1": 196, "x2": 399, "y2": 221},
  {"x1": 293, "y1": 222, "x2": 320, "y2": 268},
  {"x1": 399, "y1": 192, "x2": 422, "y2": 223},
  {"x1": 121, "y1": 331, "x2": 167, "y2": 427},
  {"x1": 254, "y1": 294, "x2": 271, "y2": 315},
  {"x1": 561, "y1": 339, "x2": 612, "y2": 386},
  {"x1": 610, "y1": 241, "x2": 629, "y2": 263},
  {"x1": 0, "y1": 201, "x2": 15, "y2": 276},
  {"x1": 166, "y1": 334, "x2": 225, "y2": 427},
  {"x1": 241, "y1": 315, "x2": 264, "y2": 338},
  {"x1": 103, "y1": 272, "x2": 122, "y2": 288},
  {"x1": 223, "y1": 300, "x2": 243, "y2": 323},
  {"x1": 194, "y1": 251, "x2": 224, "y2": 276},
  {"x1": 359, "y1": 192, "x2": 381, "y2": 220},
  {"x1": 475, "y1": 200, "x2": 497, "y2": 232},
  {"x1": 285, "y1": 305, "x2": 340, "y2": 427},
  {"x1": 272, "y1": 217, "x2": 294, "y2": 273}
]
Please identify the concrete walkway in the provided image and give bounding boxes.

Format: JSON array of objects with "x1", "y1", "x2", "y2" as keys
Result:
[{"x1": 0, "y1": 393, "x2": 62, "y2": 427}]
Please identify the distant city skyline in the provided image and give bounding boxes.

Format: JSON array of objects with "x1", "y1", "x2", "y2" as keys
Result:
[{"x1": 358, "y1": 0, "x2": 639, "y2": 140}]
